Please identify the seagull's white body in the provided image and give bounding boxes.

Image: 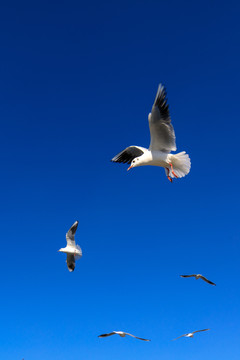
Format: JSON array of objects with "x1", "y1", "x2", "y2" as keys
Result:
[
  {"x1": 127, "y1": 147, "x2": 184, "y2": 168},
  {"x1": 129, "y1": 148, "x2": 169, "y2": 167},
  {"x1": 115, "y1": 331, "x2": 126, "y2": 337},
  {"x1": 58, "y1": 221, "x2": 82, "y2": 272},
  {"x1": 112, "y1": 84, "x2": 191, "y2": 182},
  {"x1": 59, "y1": 245, "x2": 81, "y2": 255}
]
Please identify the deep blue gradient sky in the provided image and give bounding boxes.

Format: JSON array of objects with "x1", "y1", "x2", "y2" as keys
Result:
[{"x1": 0, "y1": 1, "x2": 240, "y2": 359}]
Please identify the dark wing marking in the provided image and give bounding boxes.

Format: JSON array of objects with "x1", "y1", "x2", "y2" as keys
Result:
[
  {"x1": 125, "y1": 333, "x2": 150, "y2": 341},
  {"x1": 192, "y1": 329, "x2": 210, "y2": 334},
  {"x1": 199, "y1": 276, "x2": 216, "y2": 285},
  {"x1": 111, "y1": 146, "x2": 144, "y2": 164},
  {"x1": 67, "y1": 254, "x2": 75, "y2": 272},
  {"x1": 148, "y1": 84, "x2": 176, "y2": 152},
  {"x1": 98, "y1": 332, "x2": 116, "y2": 338},
  {"x1": 180, "y1": 275, "x2": 196, "y2": 278}
]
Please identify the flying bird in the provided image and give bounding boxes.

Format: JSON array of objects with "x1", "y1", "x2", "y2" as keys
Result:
[
  {"x1": 58, "y1": 221, "x2": 82, "y2": 272},
  {"x1": 98, "y1": 331, "x2": 150, "y2": 341},
  {"x1": 111, "y1": 84, "x2": 191, "y2": 182},
  {"x1": 173, "y1": 329, "x2": 210, "y2": 340},
  {"x1": 180, "y1": 274, "x2": 216, "y2": 286}
]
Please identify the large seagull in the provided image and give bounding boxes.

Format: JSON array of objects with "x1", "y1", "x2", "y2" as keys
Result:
[
  {"x1": 98, "y1": 331, "x2": 150, "y2": 341},
  {"x1": 112, "y1": 84, "x2": 191, "y2": 182},
  {"x1": 58, "y1": 221, "x2": 82, "y2": 272}
]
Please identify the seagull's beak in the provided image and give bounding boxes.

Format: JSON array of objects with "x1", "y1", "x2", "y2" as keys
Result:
[{"x1": 127, "y1": 165, "x2": 133, "y2": 171}]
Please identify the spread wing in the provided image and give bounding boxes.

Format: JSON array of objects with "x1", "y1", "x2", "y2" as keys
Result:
[
  {"x1": 172, "y1": 333, "x2": 188, "y2": 340},
  {"x1": 98, "y1": 332, "x2": 116, "y2": 338},
  {"x1": 148, "y1": 84, "x2": 176, "y2": 152},
  {"x1": 192, "y1": 329, "x2": 210, "y2": 334},
  {"x1": 180, "y1": 275, "x2": 196, "y2": 278},
  {"x1": 66, "y1": 254, "x2": 75, "y2": 272},
  {"x1": 125, "y1": 333, "x2": 150, "y2": 341},
  {"x1": 66, "y1": 221, "x2": 79, "y2": 246},
  {"x1": 199, "y1": 275, "x2": 216, "y2": 285},
  {"x1": 111, "y1": 146, "x2": 145, "y2": 164}
]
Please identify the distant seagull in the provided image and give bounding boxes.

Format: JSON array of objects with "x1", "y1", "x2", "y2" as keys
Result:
[
  {"x1": 111, "y1": 84, "x2": 191, "y2": 182},
  {"x1": 180, "y1": 274, "x2": 216, "y2": 286},
  {"x1": 58, "y1": 221, "x2": 82, "y2": 272},
  {"x1": 173, "y1": 329, "x2": 210, "y2": 340},
  {"x1": 98, "y1": 331, "x2": 150, "y2": 341}
]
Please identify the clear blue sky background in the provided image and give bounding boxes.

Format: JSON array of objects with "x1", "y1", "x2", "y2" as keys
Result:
[{"x1": 0, "y1": 1, "x2": 239, "y2": 359}]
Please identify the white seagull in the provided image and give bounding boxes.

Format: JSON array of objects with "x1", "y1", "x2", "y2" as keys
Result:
[
  {"x1": 98, "y1": 331, "x2": 150, "y2": 341},
  {"x1": 111, "y1": 84, "x2": 191, "y2": 182},
  {"x1": 58, "y1": 221, "x2": 82, "y2": 272},
  {"x1": 173, "y1": 329, "x2": 210, "y2": 340},
  {"x1": 180, "y1": 274, "x2": 216, "y2": 286}
]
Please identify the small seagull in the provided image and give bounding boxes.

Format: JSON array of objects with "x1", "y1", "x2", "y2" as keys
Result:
[
  {"x1": 173, "y1": 329, "x2": 210, "y2": 340},
  {"x1": 111, "y1": 84, "x2": 191, "y2": 182},
  {"x1": 58, "y1": 221, "x2": 82, "y2": 272},
  {"x1": 180, "y1": 274, "x2": 216, "y2": 286},
  {"x1": 98, "y1": 331, "x2": 150, "y2": 341}
]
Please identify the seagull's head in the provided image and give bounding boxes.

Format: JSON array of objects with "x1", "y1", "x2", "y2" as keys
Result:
[
  {"x1": 58, "y1": 248, "x2": 64, "y2": 253},
  {"x1": 127, "y1": 157, "x2": 141, "y2": 171}
]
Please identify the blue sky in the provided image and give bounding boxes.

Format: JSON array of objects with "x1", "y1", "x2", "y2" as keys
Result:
[{"x1": 0, "y1": 1, "x2": 240, "y2": 359}]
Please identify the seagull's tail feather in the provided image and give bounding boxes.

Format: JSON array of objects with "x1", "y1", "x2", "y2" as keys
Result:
[
  {"x1": 166, "y1": 151, "x2": 191, "y2": 178},
  {"x1": 75, "y1": 245, "x2": 82, "y2": 260}
]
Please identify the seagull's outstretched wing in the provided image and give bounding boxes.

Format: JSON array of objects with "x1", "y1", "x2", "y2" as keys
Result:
[
  {"x1": 125, "y1": 333, "x2": 150, "y2": 341},
  {"x1": 148, "y1": 84, "x2": 176, "y2": 153},
  {"x1": 66, "y1": 221, "x2": 79, "y2": 246},
  {"x1": 66, "y1": 254, "x2": 75, "y2": 272},
  {"x1": 98, "y1": 332, "x2": 117, "y2": 338},
  {"x1": 180, "y1": 274, "x2": 196, "y2": 278},
  {"x1": 192, "y1": 329, "x2": 210, "y2": 334},
  {"x1": 112, "y1": 146, "x2": 145, "y2": 164},
  {"x1": 172, "y1": 333, "x2": 188, "y2": 340},
  {"x1": 199, "y1": 275, "x2": 216, "y2": 286}
]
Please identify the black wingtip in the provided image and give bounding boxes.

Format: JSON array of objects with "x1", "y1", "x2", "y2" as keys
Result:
[
  {"x1": 69, "y1": 221, "x2": 79, "y2": 234},
  {"x1": 154, "y1": 84, "x2": 170, "y2": 120}
]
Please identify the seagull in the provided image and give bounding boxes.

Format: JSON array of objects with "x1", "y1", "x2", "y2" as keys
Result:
[
  {"x1": 98, "y1": 331, "x2": 150, "y2": 341},
  {"x1": 111, "y1": 84, "x2": 191, "y2": 182},
  {"x1": 58, "y1": 221, "x2": 82, "y2": 272},
  {"x1": 180, "y1": 274, "x2": 216, "y2": 286},
  {"x1": 173, "y1": 329, "x2": 210, "y2": 340}
]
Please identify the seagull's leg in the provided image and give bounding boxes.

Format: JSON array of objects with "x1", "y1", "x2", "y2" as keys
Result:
[
  {"x1": 165, "y1": 167, "x2": 173, "y2": 182},
  {"x1": 169, "y1": 163, "x2": 178, "y2": 178}
]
